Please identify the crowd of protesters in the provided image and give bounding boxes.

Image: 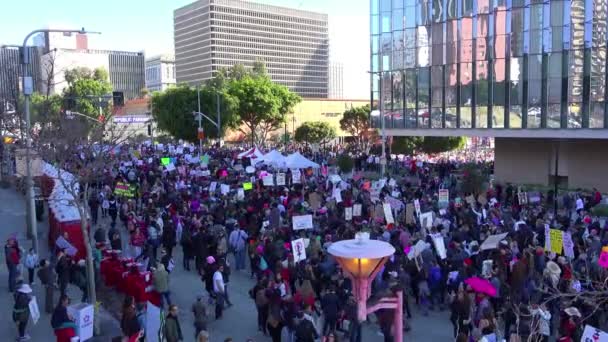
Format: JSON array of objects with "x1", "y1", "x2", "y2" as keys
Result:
[{"x1": 6, "y1": 140, "x2": 608, "y2": 342}]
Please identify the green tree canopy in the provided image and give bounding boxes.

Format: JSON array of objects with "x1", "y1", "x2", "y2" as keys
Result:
[
  {"x1": 294, "y1": 121, "x2": 336, "y2": 145},
  {"x1": 340, "y1": 104, "x2": 373, "y2": 152},
  {"x1": 151, "y1": 85, "x2": 239, "y2": 141},
  {"x1": 391, "y1": 136, "x2": 465, "y2": 154},
  {"x1": 62, "y1": 67, "x2": 113, "y2": 120}
]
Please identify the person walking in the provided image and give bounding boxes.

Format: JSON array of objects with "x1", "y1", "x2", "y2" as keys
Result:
[
  {"x1": 153, "y1": 264, "x2": 171, "y2": 308},
  {"x1": 12, "y1": 283, "x2": 32, "y2": 341},
  {"x1": 5, "y1": 238, "x2": 21, "y2": 292},
  {"x1": 24, "y1": 248, "x2": 38, "y2": 285},
  {"x1": 228, "y1": 225, "x2": 248, "y2": 271},
  {"x1": 55, "y1": 249, "x2": 71, "y2": 297},
  {"x1": 321, "y1": 285, "x2": 340, "y2": 335},
  {"x1": 37, "y1": 259, "x2": 54, "y2": 313},
  {"x1": 51, "y1": 295, "x2": 77, "y2": 342},
  {"x1": 213, "y1": 263, "x2": 227, "y2": 319},
  {"x1": 164, "y1": 304, "x2": 183, "y2": 342},
  {"x1": 191, "y1": 295, "x2": 208, "y2": 339}
]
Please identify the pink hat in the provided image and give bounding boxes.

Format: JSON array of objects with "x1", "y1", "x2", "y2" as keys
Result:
[
  {"x1": 206, "y1": 256, "x2": 216, "y2": 264},
  {"x1": 256, "y1": 245, "x2": 264, "y2": 254}
]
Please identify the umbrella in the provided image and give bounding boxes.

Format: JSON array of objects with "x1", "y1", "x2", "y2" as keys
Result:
[{"x1": 464, "y1": 277, "x2": 497, "y2": 297}]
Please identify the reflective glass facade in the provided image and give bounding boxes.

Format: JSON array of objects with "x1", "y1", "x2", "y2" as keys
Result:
[{"x1": 371, "y1": 0, "x2": 608, "y2": 129}]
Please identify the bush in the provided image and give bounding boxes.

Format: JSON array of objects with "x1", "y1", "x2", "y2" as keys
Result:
[
  {"x1": 337, "y1": 154, "x2": 354, "y2": 174},
  {"x1": 592, "y1": 204, "x2": 608, "y2": 217}
]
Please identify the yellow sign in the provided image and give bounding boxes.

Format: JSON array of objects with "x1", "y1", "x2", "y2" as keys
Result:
[
  {"x1": 549, "y1": 229, "x2": 563, "y2": 254},
  {"x1": 243, "y1": 182, "x2": 253, "y2": 191}
]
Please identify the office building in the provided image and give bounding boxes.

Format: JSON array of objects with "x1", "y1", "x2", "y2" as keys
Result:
[
  {"x1": 328, "y1": 62, "x2": 344, "y2": 99},
  {"x1": 145, "y1": 54, "x2": 177, "y2": 92},
  {"x1": 174, "y1": 0, "x2": 329, "y2": 98},
  {"x1": 371, "y1": 0, "x2": 608, "y2": 190},
  {"x1": 0, "y1": 46, "x2": 43, "y2": 107}
]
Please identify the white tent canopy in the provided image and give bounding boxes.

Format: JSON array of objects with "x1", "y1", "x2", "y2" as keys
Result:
[
  {"x1": 237, "y1": 147, "x2": 264, "y2": 160},
  {"x1": 259, "y1": 150, "x2": 287, "y2": 168},
  {"x1": 285, "y1": 152, "x2": 320, "y2": 169}
]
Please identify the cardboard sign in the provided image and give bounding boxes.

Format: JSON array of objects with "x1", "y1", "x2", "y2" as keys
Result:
[
  {"x1": 482, "y1": 260, "x2": 493, "y2": 278},
  {"x1": 431, "y1": 233, "x2": 446, "y2": 259},
  {"x1": 292, "y1": 238, "x2": 307, "y2": 263},
  {"x1": 220, "y1": 184, "x2": 230, "y2": 195},
  {"x1": 406, "y1": 203, "x2": 415, "y2": 224},
  {"x1": 276, "y1": 173, "x2": 286, "y2": 186},
  {"x1": 291, "y1": 169, "x2": 301, "y2": 184},
  {"x1": 438, "y1": 189, "x2": 449, "y2": 208},
  {"x1": 383, "y1": 203, "x2": 394, "y2": 224},
  {"x1": 414, "y1": 199, "x2": 421, "y2": 217},
  {"x1": 308, "y1": 192, "x2": 322, "y2": 211},
  {"x1": 263, "y1": 175, "x2": 274, "y2": 186},
  {"x1": 563, "y1": 232, "x2": 574, "y2": 259},
  {"x1": 292, "y1": 215, "x2": 313, "y2": 230},
  {"x1": 480, "y1": 233, "x2": 509, "y2": 251},
  {"x1": 243, "y1": 182, "x2": 253, "y2": 191},
  {"x1": 419, "y1": 211, "x2": 433, "y2": 230},
  {"x1": 549, "y1": 229, "x2": 563, "y2": 254},
  {"x1": 353, "y1": 204, "x2": 362, "y2": 217},
  {"x1": 345, "y1": 207, "x2": 353, "y2": 221},
  {"x1": 581, "y1": 325, "x2": 608, "y2": 342}
]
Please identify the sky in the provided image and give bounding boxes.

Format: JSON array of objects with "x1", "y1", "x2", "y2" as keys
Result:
[{"x1": 1, "y1": 0, "x2": 370, "y2": 98}]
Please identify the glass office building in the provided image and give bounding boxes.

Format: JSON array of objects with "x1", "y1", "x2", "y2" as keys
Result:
[{"x1": 370, "y1": 0, "x2": 608, "y2": 131}]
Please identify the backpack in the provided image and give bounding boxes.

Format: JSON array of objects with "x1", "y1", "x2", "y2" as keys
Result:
[{"x1": 295, "y1": 319, "x2": 316, "y2": 342}]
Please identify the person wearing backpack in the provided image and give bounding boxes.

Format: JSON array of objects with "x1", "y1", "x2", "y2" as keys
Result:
[
  {"x1": 13, "y1": 283, "x2": 32, "y2": 341},
  {"x1": 228, "y1": 226, "x2": 248, "y2": 271},
  {"x1": 180, "y1": 225, "x2": 193, "y2": 271}
]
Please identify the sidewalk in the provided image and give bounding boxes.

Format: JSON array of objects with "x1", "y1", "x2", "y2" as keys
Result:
[{"x1": 0, "y1": 187, "x2": 121, "y2": 341}]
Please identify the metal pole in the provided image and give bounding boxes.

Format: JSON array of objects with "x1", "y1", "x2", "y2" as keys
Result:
[
  {"x1": 379, "y1": 70, "x2": 386, "y2": 176},
  {"x1": 554, "y1": 141, "x2": 559, "y2": 217},
  {"x1": 197, "y1": 87, "x2": 202, "y2": 154},
  {"x1": 21, "y1": 43, "x2": 38, "y2": 253},
  {"x1": 216, "y1": 91, "x2": 221, "y2": 143}
]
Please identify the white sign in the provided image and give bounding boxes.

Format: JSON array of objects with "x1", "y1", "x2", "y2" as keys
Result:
[
  {"x1": 345, "y1": 207, "x2": 353, "y2": 221},
  {"x1": 263, "y1": 175, "x2": 274, "y2": 186},
  {"x1": 581, "y1": 325, "x2": 608, "y2": 342},
  {"x1": 29, "y1": 296, "x2": 40, "y2": 325},
  {"x1": 68, "y1": 303, "x2": 94, "y2": 341},
  {"x1": 563, "y1": 232, "x2": 575, "y2": 259},
  {"x1": 291, "y1": 169, "x2": 301, "y2": 184},
  {"x1": 383, "y1": 203, "x2": 394, "y2": 224},
  {"x1": 220, "y1": 184, "x2": 230, "y2": 195},
  {"x1": 292, "y1": 214, "x2": 313, "y2": 230},
  {"x1": 146, "y1": 302, "x2": 161, "y2": 342},
  {"x1": 419, "y1": 211, "x2": 434, "y2": 230},
  {"x1": 430, "y1": 233, "x2": 446, "y2": 259},
  {"x1": 332, "y1": 188, "x2": 343, "y2": 203},
  {"x1": 237, "y1": 188, "x2": 245, "y2": 200},
  {"x1": 292, "y1": 238, "x2": 307, "y2": 263},
  {"x1": 209, "y1": 182, "x2": 217, "y2": 193},
  {"x1": 165, "y1": 163, "x2": 176, "y2": 172},
  {"x1": 414, "y1": 199, "x2": 421, "y2": 217},
  {"x1": 276, "y1": 173, "x2": 286, "y2": 186},
  {"x1": 438, "y1": 189, "x2": 449, "y2": 207},
  {"x1": 480, "y1": 233, "x2": 509, "y2": 251},
  {"x1": 388, "y1": 179, "x2": 397, "y2": 187},
  {"x1": 353, "y1": 204, "x2": 362, "y2": 217}
]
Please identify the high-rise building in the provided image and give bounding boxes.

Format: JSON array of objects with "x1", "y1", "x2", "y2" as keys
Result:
[
  {"x1": 174, "y1": 0, "x2": 329, "y2": 98},
  {"x1": 0, "y1": 47, "x2": 43, "y2": 107},
  {"x1": 371, "y1": 0, "x2": 608, "y2": 191},
  {"x1": 328, "y1": 62, "x2": 344, "y2": 99},
  {"x1": 145, "y1": 54, "x2": 176, "y2": 92}
]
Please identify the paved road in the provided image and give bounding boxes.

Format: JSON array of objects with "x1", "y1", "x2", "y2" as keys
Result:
[{"x1": 0, "y1": 187, "x2": 453, "y2": 341}]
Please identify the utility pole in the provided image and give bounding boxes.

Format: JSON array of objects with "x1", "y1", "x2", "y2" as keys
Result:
[
  {"x1": 197, "y1": 87, "x2": 202, "y2": 154},
  {"x1": 216, "y1": 91, "x2": 221, "y2": 144},
  {"x1": 377, "y1": 13, "x2": 386, "y2": 176}
]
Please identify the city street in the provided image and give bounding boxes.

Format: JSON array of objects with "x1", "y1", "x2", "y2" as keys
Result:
[{"x1": 0, "y1": 186, "x2": 453, "y2": 341}]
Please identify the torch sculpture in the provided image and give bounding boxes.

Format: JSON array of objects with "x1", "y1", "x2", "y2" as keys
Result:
[{"x1": 328, "y1": 232, "x2": 402, "y2": 341}]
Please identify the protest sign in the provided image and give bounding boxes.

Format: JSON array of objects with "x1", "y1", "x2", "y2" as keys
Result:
[
  {"x1": 165, "y1": 163, "x2": 176, "y2": 172},
  {"x1": 291, "y1": 169, "x2": 301, "y2": 184},
  {"x1": 406, "y1": 203, "x2": 415, "y2": 224},
  {"x1": 438, "y1": 189, "x2": 449, "y2": 208},
  {"x1": 430, "y1": 233, "x2": 446, "y2": 259},
  {"x1": 56, "y1": 236, "x2": 77, "y2": 256},
  {"x1": 549, "y1": 229, "x2": 563, "y2": 254},
  {"x1": 200, "y1": 155, "x2": 210, "y2": 165},
  {"x1": 517, "y1": 192, "x2": 528, "y2": 205},
  {"x1": 563, "y1": 232, "x2": 574, "y2": 259},
  {"x1": 345, "y1": 207, "x2": 353, "y2": 221},
  {"x1": 263, "y1": 175, "x2": 274, "y2": 186},
  {"x1": 419, "y1": 211, "x2": 433, "y2": 230},
  {"x1": 292, "y1": 238, "x2": 307, "y2": 263},
  {"x1": 544, "y1": 224, "x2": 551, "y2": 251},
  {"x1": 220, "y1": 184, "x2": 230, "y2": 195},
  {"x1": 68, "y1": 303, "x2": 94, "y2": 341},
  {"x1": 353, "y1": 204, "x2": 362, "y2": 217},
  {"x1": 383, "y1": 203, "x2": 395, "y2": 224},
  {"x1": 292, "y1": 215, "x2": 313, "y2": 230},
  {"x1": 414, "y1": 199, "x2": 421, "y2": 217},
  {"x1": 114, "y1": 182, "x2": 135, "y2": 198},
  {"x1": 332, "y1": 188, "x2": 343, "y2": 203},
  {"x1": 209, "y1": 182, "x2": 217, "y2": 193},
  {"x1": 599, "y1": 246, "x2": 608, "y2": 268},
  {"x1": 482, "y1": 260, "x2": 493, "y2": 278},
  {"x1": 29, "y1": 296, "x2": 40, "y2": 324},
  {"x1": 308, "y1": 193, "x2": 322, "y2": 211},
  {"x1": 528, "y1": 192, "x2": 541, "y2": 203},
  {"x1": 388, "y1": 179, "x2": 397, "y2": 187},
  {"x1": 276, "y1": 173, "x2": 286, "y2": 186},
  {"x1": 161, "y1": 157, "x2": 170, "y2": 166},
  {"x1": 480, "y1": 233, "x2": 509, "y2": 251},
  {"x1": 243, "y1": 182, "x2": 253, "y2": 191},
  {"x1": 581, "y1": 325, "x2": 608, "y2": 342},
  {"x1": 237, "y1": 188, "x2": 245, "y2": 200}
]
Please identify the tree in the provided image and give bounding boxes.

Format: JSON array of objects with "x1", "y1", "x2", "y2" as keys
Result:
[
  {"x1": 62, "y1": 67, "x2": 113, "y2": 120},
  {"x1": 151, "y1": 85, "x2": 238, "y2": 141},
  {"x1": 391, "y1": 136, "x2": 423, "y2": 155},
  {"x1": 340, "y1": 105, "x2": 373, "y2": 151},
  {"x1": 294, "y1": 121, "x2": 336, "y2": 145},
  {"x1": 418, "y1": 136, "x2": 466, "y2": 154},
  {"x1": 336, "y1": 154, "x2": 354, "y2": 173}
]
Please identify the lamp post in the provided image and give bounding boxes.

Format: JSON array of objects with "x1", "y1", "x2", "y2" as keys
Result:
[
  {"x1": 327, "y1": 233, "x2": 402, "y2": 342},
  {"x1": 20, "y1": 28, "x2": 99, "y2": 253}
]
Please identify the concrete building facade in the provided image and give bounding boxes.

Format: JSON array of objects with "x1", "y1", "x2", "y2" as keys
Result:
[
  {"x1": 328, "y1": 61, "x2": 344, "y2": 99},
  {"x1": 174, "y1": 0, "x2": 329, "y2": 98},
  {"x1": 371, "y1": 0, "x2": 608, "y2": 191},
  {"x1": 145, "y1": 54, "x2": 176, "y2": 92},
  {"x1": 0, "y1": 47, "x2": 43, "y2": 107}
]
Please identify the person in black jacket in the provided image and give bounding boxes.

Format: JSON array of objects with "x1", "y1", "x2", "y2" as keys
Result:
[
  {"x1": 37, "y1": 259, "x2": 54, "y2": 313},
  {"x1": 55, "y1": 249, "x2": 71, "y2": 296},
  {"x1": 121, "y1": 296, "x2": 141, "y2": 339},
  {"x1": 321, "y1": 285, "x2": 340, "y2": 335}
]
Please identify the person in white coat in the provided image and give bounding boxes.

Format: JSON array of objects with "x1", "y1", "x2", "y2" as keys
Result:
[{"x1": 531, "y1": 303, "x2": 551, "y2": 342}]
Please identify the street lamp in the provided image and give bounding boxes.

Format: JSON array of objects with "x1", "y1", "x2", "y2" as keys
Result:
[
  {"x1": 193, "y1": 87, "x2": 222, "y2": 153},
  {"x1": 328, "y1": 233, "x2": 402, "y2": 341},
  {"x1": 21, "y1": 28, "x2": 100, "y2": 253}
]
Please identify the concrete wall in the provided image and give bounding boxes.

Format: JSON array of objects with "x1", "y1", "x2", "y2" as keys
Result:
[{"x1": 494, "y1": 138, "x2": 608, "y2": 192}]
